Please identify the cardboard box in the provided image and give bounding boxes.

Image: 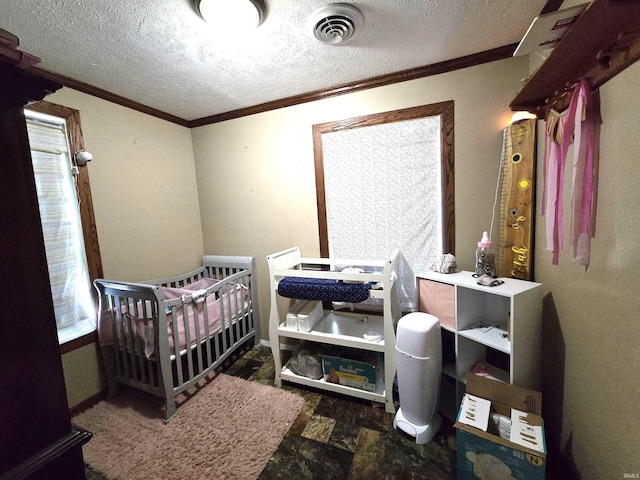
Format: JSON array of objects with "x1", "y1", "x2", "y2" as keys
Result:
[
  {"x1": 455, "y1": 374, "x2": 546, "y2": 480},
  {"x1": 321, "y1": 351, "x2": 382, "y2": 392}
]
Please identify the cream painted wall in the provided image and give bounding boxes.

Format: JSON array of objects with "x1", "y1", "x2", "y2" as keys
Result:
[
  {"x1": 45, "y1": 88, "x2": 205, "y2": 281},
  {"x1": 191, "y1": 55, "x2": 528, "y2": 348},
  {"x1": 44, "y1": 88, "x2": 204, "y2": 408},
  {"x1": 61, "y1": 343, "x2": 103, "y2": 410},
  {"x1": 534, "y1": 60, "x2": 640, "y2": 478}
]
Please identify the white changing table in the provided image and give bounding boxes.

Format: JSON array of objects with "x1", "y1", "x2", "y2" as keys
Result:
[{"x1": 266, "y1": 247, "x2": 401, "y2": 413}]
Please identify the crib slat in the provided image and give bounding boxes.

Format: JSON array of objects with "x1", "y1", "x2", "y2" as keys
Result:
[
  {"x1": 191, "y1": 301, "x2": 204, "y2": 376},
  {"x1": 244, "y1": 276, "x2": 251, "y2": 331},
  {"x1": 109, "y1": 296, "x2": 125, "y2": 382},
  {"x1": 170, "y1": 304, "x2": 184, "y2": 387},
  {"x1": 117, "y1": 296, "x2": 132, "y2": 381},
  {"x1": 147, "y1": 348, "x2": 156, "y2": 387},
  {"x1": 232, "y1": 279, "x2": 241, "y2": 344},
  {"x1": 223, "y1": 285, "x2": 234, "y2": 347},
  {"x1": 126, "y1": 300, "x2": 141, "y2": 383},
  {"x1": 213, "y1": 310, "x2": 221, "y2": 365},
  {"x1": 202, "y1": 294, "x2": 213, "y2": 368},
  {"x1": 145, "y1": 300, "x2": 159, "y2": 385},
  {"x1": 182, "y1": 303, "x2": 195, "y2": 382},
  {"x1": 131, "y1": 299, "x2": 146, "y2": 384},
  {"x1": 243, "y1": 275, "x2": 251, "y2": 336},
  {"x1": 219, "y1": 291, "x2": 229, "y2": 355}
]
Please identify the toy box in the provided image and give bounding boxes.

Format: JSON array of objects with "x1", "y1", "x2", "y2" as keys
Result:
[
  {"x1": 321, "y1": 351, "x2": 382, "y2": 392},
  {"x1": 455, "y1": 374, "x2": 546, "y2": 480}
]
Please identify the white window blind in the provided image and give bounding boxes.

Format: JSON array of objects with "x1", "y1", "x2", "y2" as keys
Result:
[
  {"x1": 321, "y1": 116, "x2": 443, "y2": 311},
  {"x1": 26, "y1": 111, "x2": 95, "y2": 344}
]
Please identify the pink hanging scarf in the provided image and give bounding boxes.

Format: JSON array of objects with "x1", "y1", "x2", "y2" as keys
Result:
[
  {"x1": 570, "y1": 80, "x2": 601, "y2": 265},
  {"x1": 542, "y1": 109, "x2": 563, "y2": 263},
  {"x1": 542, "y1": 78, "x2": 601, "y2": 266}
]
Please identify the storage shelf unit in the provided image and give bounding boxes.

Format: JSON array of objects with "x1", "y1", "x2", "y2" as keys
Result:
[
  {"x1": 267, "y1": 247, "x2": 401, "y2": 413},
  {"x1": 417, "y1": 271, "x2": 542, "y2": 420}
]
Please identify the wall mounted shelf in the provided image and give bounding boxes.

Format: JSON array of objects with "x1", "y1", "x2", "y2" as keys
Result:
[{"x1": 510, "y1": 0, "x2": 640, "y2": 118}]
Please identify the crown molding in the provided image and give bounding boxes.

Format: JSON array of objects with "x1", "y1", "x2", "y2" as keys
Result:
[{"x1": 25, "y1": 43, "x2": 519, "y2": 128}]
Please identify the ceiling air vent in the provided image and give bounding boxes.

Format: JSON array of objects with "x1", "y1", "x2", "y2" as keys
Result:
[{"x1": 308, "y1": 4, "x2": 364, "y2": 45}]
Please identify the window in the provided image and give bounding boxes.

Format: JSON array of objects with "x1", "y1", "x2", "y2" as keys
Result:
[
  {"x1": 25, "y1": 102, "x2": 103, "y2": 348},
  {"x1": 313, "y1": 102, "x2": 455, "y2": 311}
]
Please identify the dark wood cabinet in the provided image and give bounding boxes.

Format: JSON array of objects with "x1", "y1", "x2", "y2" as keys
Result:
[{"x1": 0, "y1": 63, "x2": 91, "y2": 480}]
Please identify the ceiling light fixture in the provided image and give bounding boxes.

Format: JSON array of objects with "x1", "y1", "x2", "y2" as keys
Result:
[{"x1": 196, "y1": 0, "x2": 266, "y2": 29}]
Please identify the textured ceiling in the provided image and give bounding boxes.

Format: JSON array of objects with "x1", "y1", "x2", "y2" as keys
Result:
[{"x1": 1, "y1": 0, "x2": 548, "y2": 122}]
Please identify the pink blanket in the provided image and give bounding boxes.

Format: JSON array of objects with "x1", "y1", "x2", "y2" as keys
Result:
[{"x1": 98, "y1": 278, "x2": 249, "y2": 359}]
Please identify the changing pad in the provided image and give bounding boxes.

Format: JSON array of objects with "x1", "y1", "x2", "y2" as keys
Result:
[{"x1": 277, "y1": 276, "x2": 371, "y2": 303}]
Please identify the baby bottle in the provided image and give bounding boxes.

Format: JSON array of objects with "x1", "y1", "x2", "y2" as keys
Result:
[{"x1": 475, "y1": 231, "x2": 496, "y2": 277}]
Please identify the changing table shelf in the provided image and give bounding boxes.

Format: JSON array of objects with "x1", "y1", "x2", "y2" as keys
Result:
[
  {"x1": 277, "y1": 310, "x2": 386, "y2": 352},
  {"x1": 280, "y1": 364, "x2": 386, "y2": 404},
  {"x1": 267, "y1": 247, "x2": 401, "y2": 413}
]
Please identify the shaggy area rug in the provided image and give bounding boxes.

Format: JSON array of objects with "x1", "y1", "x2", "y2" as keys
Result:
[{"x1": 73, "y1": 374, "x2": 304, "y2": 480}]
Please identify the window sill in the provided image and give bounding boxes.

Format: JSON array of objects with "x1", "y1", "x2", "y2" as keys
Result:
[{"x1": 60, "y1": 331, "x2": 98, "y2": 355}]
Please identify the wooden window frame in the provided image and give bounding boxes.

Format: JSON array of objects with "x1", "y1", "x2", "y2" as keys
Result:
[
  {"x1": 26, "y1": 100, "x2": 103, "y2": 353},
  {"x1": 312, "y1": 101, "x2": 455, "y2": 258}
]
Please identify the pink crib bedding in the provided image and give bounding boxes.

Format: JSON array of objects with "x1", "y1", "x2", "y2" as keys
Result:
[{"x1": 98, "y1": 278, "x2": 249, "y2": 359}]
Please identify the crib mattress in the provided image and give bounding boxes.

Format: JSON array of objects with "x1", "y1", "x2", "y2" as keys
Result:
[{"x1": 277, "y1": 277, "x2": 371, "y2": 303}]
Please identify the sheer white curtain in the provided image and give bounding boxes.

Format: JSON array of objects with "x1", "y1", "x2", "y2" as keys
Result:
[
  {"x1": 26, "y1": 111, "x2": 95, "y2": 344},
  {"x1": 321, "y1": 116, "x2": 443, "y2": 311}
]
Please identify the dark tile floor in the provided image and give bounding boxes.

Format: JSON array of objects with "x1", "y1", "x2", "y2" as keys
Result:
[
  {"x1": 220, "y1": 345, "x2": 457, "y2": 480},
  {"x1": 85, "y1": 343, "x2": 575, "y2": 479},
  {"x1": 85, "y1": 343, "x2": 457, "y2": 479}
]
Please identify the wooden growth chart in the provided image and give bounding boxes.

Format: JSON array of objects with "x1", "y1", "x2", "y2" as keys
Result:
[{"x1": 498, "y1": 118, "x2": 536, "y2": 280}]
